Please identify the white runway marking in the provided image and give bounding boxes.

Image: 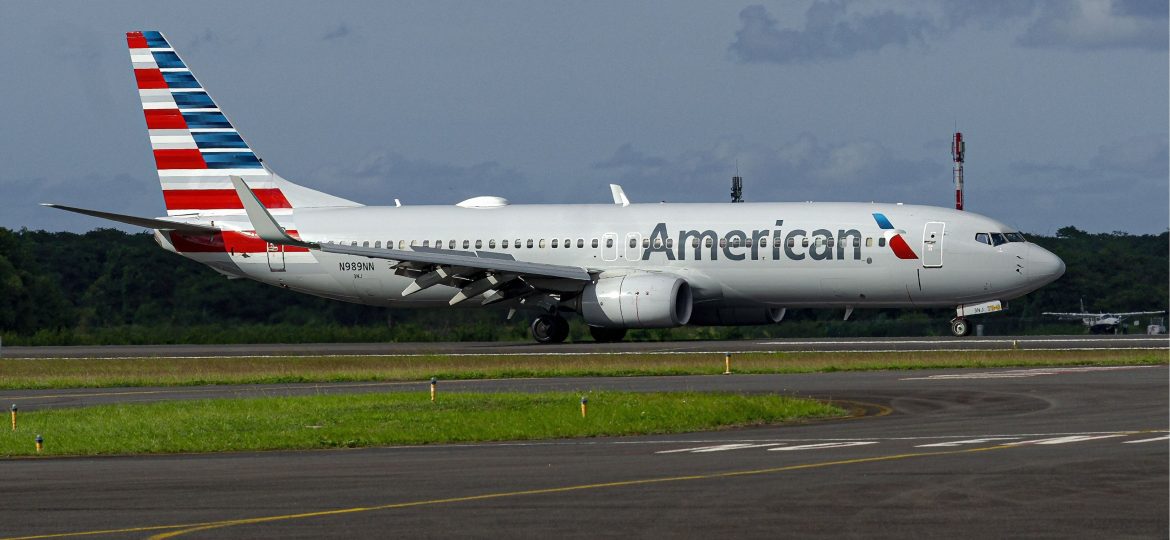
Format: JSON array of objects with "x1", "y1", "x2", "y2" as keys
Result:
[
  {"x1": 916, "y1": 437, "x2": 1022, "y2": 447},
  {"x1": 1008, "y1": 434, "x2": 1128, "y2": 446},
  {"x1": 1122, "y1": 435, "x2": 1170, "y2": 444},
  {"x1": 768, "y1": 441, "x2": 878, "y2": 451},
  {"x1": 656, "y1": 443, "x2": 785, "y2": 454},
  {"x1": 900, "y1": 365, "x2": 1157, "y2": 380}
]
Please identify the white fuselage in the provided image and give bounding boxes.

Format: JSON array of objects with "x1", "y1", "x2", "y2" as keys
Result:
[{"x1": 157, "y1": 200, "x2": 1065, "y2": 316}]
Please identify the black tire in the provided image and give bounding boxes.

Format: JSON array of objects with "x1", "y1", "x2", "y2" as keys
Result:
[
  {"x1": 589, "y1": 326, "x2": 628, "y2": 343},
  {"x1": 531, "y1": 315, "x2": 569, "y2": 344},
  {"x1": 950, "y1": 317, "x2": 971, "y2": 337}
]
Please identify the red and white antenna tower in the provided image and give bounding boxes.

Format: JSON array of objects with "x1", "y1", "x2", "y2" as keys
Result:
[{"x1": 952, "y1": 132, "x2": 965, "y2": 210}]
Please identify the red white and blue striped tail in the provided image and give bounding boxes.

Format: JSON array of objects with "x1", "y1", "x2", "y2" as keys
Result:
[{"x1": 127, "y1": 31, "x2": 357, "y2": 216}]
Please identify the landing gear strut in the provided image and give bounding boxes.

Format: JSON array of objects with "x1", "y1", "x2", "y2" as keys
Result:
[
  {"x1": 950, "y1": 317, "x2": 971, "y2": 337},
  {"x1": 589, "y1": 326, "x2": 627, "y2": 343},
  {"x1": 531, "y1": 314, "x2": 569, "y2": 344}
]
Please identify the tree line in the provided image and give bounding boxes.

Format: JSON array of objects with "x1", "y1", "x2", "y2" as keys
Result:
[{"x1": 0, "y1": 226, "x2": 1165, "y2": 345}]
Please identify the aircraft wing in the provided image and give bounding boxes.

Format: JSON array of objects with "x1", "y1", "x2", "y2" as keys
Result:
[
  {"x1": 230, "y1": 176, "x2": 592, "y2": 303},
  {"x1": 1042, "y1": 312, "x2": 1097, "y2": 318},
  {"x1": 42, "y1": 203, "x2": 221, "y2": 234},
  {"x1": 1111, "y1": 311, "x2": 1167, "y2": 317}
]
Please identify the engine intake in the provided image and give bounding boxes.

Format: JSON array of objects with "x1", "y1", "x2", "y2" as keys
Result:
[{"x1": 580, "y1": 273, "x2": 692, "y2": 328}]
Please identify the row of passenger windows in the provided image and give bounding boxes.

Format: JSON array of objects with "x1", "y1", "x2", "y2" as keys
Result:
[
  {"x1": 327, "y1": 236, "x2": 887, "y2": 250},
  {"x1": 975, "y1": 232, "x2": 1026, "y2": 246}
]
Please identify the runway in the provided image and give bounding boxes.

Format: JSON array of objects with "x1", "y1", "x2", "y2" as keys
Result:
[
  {"x1": 3, "y1": 333, "x2": 1166, "y2": 358},
  {"x1": 2, "y1": 365, "x2": 1166, "y2": 538}
]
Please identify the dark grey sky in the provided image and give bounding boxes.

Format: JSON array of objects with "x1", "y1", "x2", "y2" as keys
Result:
[{"x1": 2, "y1": 1, "x2": 1166, "y2": 234}]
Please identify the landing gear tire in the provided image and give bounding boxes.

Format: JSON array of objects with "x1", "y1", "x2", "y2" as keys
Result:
[
  {"x1": 531, "y1": 314, "x2": 569, "y2": 344},
  {"x1": 589, "y1": 326, "x2": 628, "y2": 343},
  {"x1": 950, "y1": 317, "x2": 971, "y2": 337}
]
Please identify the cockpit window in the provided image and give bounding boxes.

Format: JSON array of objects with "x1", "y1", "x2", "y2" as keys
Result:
[
  {"x1": 975, "y1": 233, "x2": 990, "y2": 245},
  {"x1": 1004, "y1": 232, "x2": 1026, "y2": 243},
  {"x1": 990, "y1": 233, "x2": 1007, "y2": 246}
]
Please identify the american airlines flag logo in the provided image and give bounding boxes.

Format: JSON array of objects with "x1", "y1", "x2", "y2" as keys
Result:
[{"x1": 872, "y1": 213, "x2": 918, "y2": 260}]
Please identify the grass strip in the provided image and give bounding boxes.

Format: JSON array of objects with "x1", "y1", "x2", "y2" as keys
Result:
[
  {"x1": 0, "y1": 349, "x2": 1164, "y2": 390},
  {"x1": 0, "y1": 391, "x2": 841, "y2": 456}
]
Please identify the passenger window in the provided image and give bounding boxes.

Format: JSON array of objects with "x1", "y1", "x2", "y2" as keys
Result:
[
  {"x1": 489, "y1": 239, "x2": 496, "y2": 249},
  {"x1": 975, "y1": 233, "x2": 990, "y2": 245},
  {"x1": 690, "y1": 238, "x2": 699, "y2": 248},
  {"x1": 759, "y1": 238, "x2": 767, "y2": 248},
  {"x1": 802, "y1": 238, "x2": 809, "y2": 248},
  {"x1": 564, "y1": 238, "x2": 571, "y2": 248},
  {"x1": 527, "y1": 239, "x2": 534, "y2": 248},
  {"x1": 642, "y1": 238, "x2": 650, "y2": 248},
  {"x1": 787, "y1": 237, "x2": 795, "y2": 248},
  {"x1": 827, "y1": 238, "x2": 835, "y2": 248},
  {"x1": 552, "y1": 239, "x2": 559, "y2": 248},
  {"x1": 363, "y1": 241, "x2": 370, "y2": 247},
  {"x1": 865, "y1": 237, "x2": 873, "y2": 247},
  {"x1": 447, "y1": 240, "x2": 455, "y2": 249},
  {"x1": 539, "y1": 239, "x2": 546, "y2": 248},
  {"x1": 434, "y1": 240, "x2": 440, "y2": 247},
  {"x1": 719, "y1": 238, "x2": 727, "y2": 248},
  {"x1": 878, "y1": 238, "x2": 886, "y2": 247},
  {"x1": 629, "y1": 238, "x2": 637, "y2": 248},
  {"x1": 399, "y1": 240, "x2": 406, "y2": 249},
  {"x1": 475, "y1": 240, "x2": 483, "y2": 249},
  {"x1": 605, "y1": 238, "x2": 613, "y2": 248},
  {"x1": 515, "y1": 239, "x2": 521, "y2": 248},
  {"x1": 592, "y1": 238, "x2": 599, "y2": 248},
  {"x1": 577, "y1": 239, "x2": 584, "y2": 248},
  {"x1": 351, "y1": 241, "x2": 358, "y2": 246},
  {"x1": 421, "y1": 240, "x2": 429, "y2": 247},
  {"x1": 666, "y1": 238, "x2": 674, "y2": 249},
  {"x1": 409, "y1": 240, "x2": 417, "y2": 247},
  {"x1": 374, "y1": 241, "x2": 381, "y2": 248},
  {"x1": 502, "y1": 239, "x2": 509, "y2": 249},
  {"x1": 705, "y1": 238, "x2": 713, "y2": 248}
]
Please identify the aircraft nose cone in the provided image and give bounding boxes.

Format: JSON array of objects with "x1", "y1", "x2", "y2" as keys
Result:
[{"x1": 1030, "y1": 245, "x2": 1065, "y2": 282}]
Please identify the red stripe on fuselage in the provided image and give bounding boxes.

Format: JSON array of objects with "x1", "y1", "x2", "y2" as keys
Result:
[
  {"x1": 134, "y1": 69, "x2": 168, "y2": 89},
  {"x1": 144, "y1": 109, "x2": 188, "y2": 130},
  {"x1": 162, "y1": 188, "x2": 292, "y2": 211},
  {"x1": 168, "y1": 230, "x2": 309, "y2": 254},
  {"x1": 888, "y1": 234, "x2": 918, "y2": 260},
  {"x1": 154, "y1": 149, "x2": 207, "y2": 169}
]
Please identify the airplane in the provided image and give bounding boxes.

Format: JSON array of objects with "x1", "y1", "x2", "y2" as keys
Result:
[
  {"x1": 1044, "y1": 299, "x2": 1166, "y2": 334},
  {"x1": 45, "y1": 31, "x2": 1066, "y2": 344}
]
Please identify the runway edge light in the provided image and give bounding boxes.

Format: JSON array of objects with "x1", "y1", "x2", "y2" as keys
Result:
[
  {"x1": 430, "y1": 377, "x2": 437, "y2": 402},
  {"x1": 580, "y1": 396, "x2": 588, "y2": 418},
  {"x1": 35, "y1": 434, "x2": 43, "y2": 453},
  {"x1": 10, "y1": 404, "x2": 16, "y2": 431}
]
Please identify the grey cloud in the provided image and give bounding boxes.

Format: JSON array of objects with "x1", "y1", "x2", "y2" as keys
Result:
[
  {"x1": 594, "y1": 134, "x2": 940, "y2": 204},
  {"x1": 1089, "y1": 133, "x2": 1169, "y2": 177},
  {"x1": 322, "y1": 23, "x2": 354, "y2": 42},
  {"x1": 313, "y1": 150, "x2": 534, "y2": 205},
  {"x1": 729, "y1": 2, "x2": 932, "y2": 64},
  {"x1": 1017, "y1": 0, "x2": 1168, "y2": 51},
  {"x1": 732, "y1": 0, "x2": 1166, "y2": 66}
]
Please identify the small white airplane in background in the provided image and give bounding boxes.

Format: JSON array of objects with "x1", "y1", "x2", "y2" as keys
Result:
[
  {"x1": 1044, "y1": 300, "x2": 1166, "y2": 334},
  {"x1": 45, "y1": 31, "x2": 1066, "y2": 343}
]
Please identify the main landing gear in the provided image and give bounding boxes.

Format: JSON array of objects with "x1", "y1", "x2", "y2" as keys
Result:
[
  {"x1": 530, "y1": 314, "x2": 570, "y2": 344},
  {"x1": 950, "y1": 317, "x2": 972, "y2": 337}
]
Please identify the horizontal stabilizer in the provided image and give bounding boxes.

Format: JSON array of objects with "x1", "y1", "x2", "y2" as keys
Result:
[{"x1": 41, "y1": 203, "x2": 220, "y2": 233}]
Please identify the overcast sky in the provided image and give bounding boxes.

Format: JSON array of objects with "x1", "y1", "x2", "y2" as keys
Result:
[{"x1": 2, "y1": 1, "x2": 1166, "y2": 234}]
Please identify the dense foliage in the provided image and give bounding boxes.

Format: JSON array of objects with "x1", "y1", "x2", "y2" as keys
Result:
[{"x1": 0, "y1": 226, "x2": 1165, "y2": 345}]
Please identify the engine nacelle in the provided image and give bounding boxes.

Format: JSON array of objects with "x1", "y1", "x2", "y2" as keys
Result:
[
  {"x1": 689, "y1": 306, "x2": 786, "y2": 326},
  {"x1": 580, "y1": 273, "x2": 692, "y2": 328}
]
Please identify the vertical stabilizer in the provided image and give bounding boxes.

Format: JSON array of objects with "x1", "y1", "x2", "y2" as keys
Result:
[{"x1": 126, "y1": 31, "x2": 359, "y2": 216}]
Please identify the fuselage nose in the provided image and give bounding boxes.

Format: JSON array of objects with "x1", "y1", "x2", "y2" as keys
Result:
[{"x1": 1028, "y1": 244, "x2": 1065, "y2": 285}]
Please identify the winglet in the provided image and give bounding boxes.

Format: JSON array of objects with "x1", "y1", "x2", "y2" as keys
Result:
[
  {"x1": 230, "y1": 176, "x2": 317, "y2": 249},
  {"x1": 609, "y1": 184, "x2": 630, "y2": 207}
]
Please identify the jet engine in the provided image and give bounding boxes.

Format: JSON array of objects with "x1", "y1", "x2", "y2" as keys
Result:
[{"x1": 579, "y1": 273, "x2": 692, "y2": 328}]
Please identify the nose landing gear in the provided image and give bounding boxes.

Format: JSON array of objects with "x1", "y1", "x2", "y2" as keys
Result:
[
  {"x1": 530, "y1": 314, "x2": 570, "y2": 344},
  {"x1": 950, "y1": 317, "x2": 972, "y2": 337}
]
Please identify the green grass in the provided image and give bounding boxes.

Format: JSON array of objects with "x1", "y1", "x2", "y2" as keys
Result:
[
  {"x1": 0, "y1": 392, "x2": 842, "y2": 456},
  {"x1": 0, "y1": 349, "x2": 1164, "y2": 390}
]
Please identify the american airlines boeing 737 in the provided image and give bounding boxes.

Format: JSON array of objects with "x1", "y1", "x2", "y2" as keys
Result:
[{"x1": 46, "y1": 31, "x2": 1066, "y2": 343}]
